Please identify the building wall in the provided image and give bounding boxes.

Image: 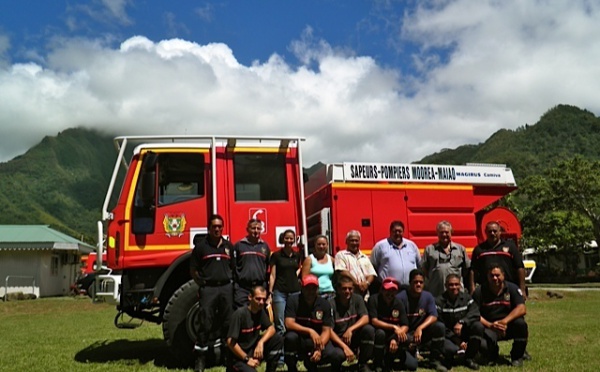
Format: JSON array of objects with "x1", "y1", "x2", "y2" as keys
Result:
[{"x1": 0, "y1": 250, "x2": 80, "y2": 298}]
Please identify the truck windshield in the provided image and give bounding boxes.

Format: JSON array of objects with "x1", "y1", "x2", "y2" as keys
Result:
[{"x1": 234, "y1": 153, "x2": 288, "y2": 201}]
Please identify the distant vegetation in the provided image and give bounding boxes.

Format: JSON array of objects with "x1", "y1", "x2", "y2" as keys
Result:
[
  {"x1": 1, "y1": 104, "x2": 599, "y2": 252},
  {"x1": 0, "y1": 128, "x2": 117, "y2": 242}
]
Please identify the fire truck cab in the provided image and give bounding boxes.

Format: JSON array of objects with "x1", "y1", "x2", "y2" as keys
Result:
[{"x1": 95, "y1": 135, "x2": 307, "y2": 363}]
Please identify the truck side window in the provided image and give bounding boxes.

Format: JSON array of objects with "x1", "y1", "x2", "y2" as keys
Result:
[
  {"x1": 234, "y1": 153, "x2": 288, "y2": 201},
  {"x1": 158, "y1": 153, "x2": 205, "y2": 205}
]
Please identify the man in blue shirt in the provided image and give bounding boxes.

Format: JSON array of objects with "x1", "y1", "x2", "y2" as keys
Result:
[
  {"x1": 397, "y1": 269, "x2": 448, "y2": 372},
  {"x1": 371, "y1": 221, "x2": 421, "y2": 286}
]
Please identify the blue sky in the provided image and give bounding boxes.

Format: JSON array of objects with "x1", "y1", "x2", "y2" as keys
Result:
[{"x1": 1, "y1": 1, "x2": 600, "y2": 165}]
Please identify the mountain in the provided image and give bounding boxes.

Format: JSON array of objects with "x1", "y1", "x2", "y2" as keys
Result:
[
  {"x1": 0, "y1": 128, "x2": 116, "y2": 242},
  {"x1": 1, "y1": 104, "x2": 598, "y2": 242},
  {"x1": 419, "y1": 104, "x2": 600, "y2": 180}
]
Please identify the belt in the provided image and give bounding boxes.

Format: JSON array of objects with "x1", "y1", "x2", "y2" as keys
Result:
[{"x1": 202, "y1": 279, "x2": 231, "y2": 287}]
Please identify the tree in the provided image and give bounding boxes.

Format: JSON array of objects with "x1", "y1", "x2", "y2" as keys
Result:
[{"x1": 520, "y1": 156, "x2": 600, "y2": 253}]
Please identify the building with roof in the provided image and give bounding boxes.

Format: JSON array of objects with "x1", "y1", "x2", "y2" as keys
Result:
[{"x1": 0, "y1": 225, "x2": 95, "y2": 299}]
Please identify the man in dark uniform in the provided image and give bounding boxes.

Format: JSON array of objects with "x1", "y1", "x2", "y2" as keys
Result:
[
  {"x1": 397, "y1": 269, "x2": 448, "y2": 372},
  {"x1": 190, "y1": 214, "x2": 234, "y2": 372},
  {"x1": 436, "y1": 274, "x2": 483, "y2": 370},
  {"x1": 473, "y1": 265, "x2": 528, "y2": 367},
  {"x1": 469, "y1": 221, "x2": 531, "y2": 361},
  {"x1": 368, "y1": 277, "x2": 417, "y2": 372},
  {"x1": 233, "y1": 219, "x2": 271, "y2": 309},
  {"x1": 284, "y1": 274, "x2": 342, "y2": 372},
  {"x1": 329, "y1": 276, "x2": 375, "y2": 372},
  {"x1": 226, "y1": 286, "x2": 283, "y2": 372},
  {"x1": 469, "y1": 221, "x2": 526, "y2": 300}
]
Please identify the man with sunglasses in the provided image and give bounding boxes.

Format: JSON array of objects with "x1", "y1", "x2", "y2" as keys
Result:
[{"x1": 191, "y1": 214, "x2": 235, "y2": 372}]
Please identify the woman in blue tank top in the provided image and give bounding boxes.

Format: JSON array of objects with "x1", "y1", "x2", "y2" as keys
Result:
[{"x1": 301, "y1": 235, "x2": 335, "y2": 298}]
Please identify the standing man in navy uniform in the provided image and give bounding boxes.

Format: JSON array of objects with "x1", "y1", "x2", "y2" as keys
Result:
[
  {"x1": 226, "y1": 286, "x2": 283, "y2": 372},
  {"x1": 190, "y1": 214, "x2": 234, "y2": 372},
  {"x1": 469, "y1": 221, "x2": 526, "y2": 299},
  {"x1": 473, "y1": 265, "x2": 528, "y2": 367},
  {"x1": 233, "y1": 218, "x2": 271, "y2": 308},
  {"x1": 284, "y1": 274, "x2": 342, "y2": 372}
]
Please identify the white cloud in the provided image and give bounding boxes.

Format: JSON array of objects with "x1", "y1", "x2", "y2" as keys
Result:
[
  {"x1": 1, "y1": 0, "x2": 600, "y2": 167},
  {"x1": 101, "y1": 0, "x2": 132, "y2": 25}
]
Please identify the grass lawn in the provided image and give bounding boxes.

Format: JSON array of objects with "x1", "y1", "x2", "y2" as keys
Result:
[{"x1": 1, "y1": 288, "x2": 599, "y2": 372}]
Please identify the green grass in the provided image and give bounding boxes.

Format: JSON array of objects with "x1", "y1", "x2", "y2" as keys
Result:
[{"x1": 1, "y1": 289, "x2": 599, "y2": 371}]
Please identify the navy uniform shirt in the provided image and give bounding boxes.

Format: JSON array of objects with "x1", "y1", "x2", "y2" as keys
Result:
[
  {"x1": 472, "y1": 281, "x2": 525, "y2": 322},
  {"x1": 435, "y1": 291, "x2": 480, "y2": 338},
  {"x1": 190, "y1": 236, "x2": 233, "y2": 284},
  {"x1": 330, "y1": 293, "x2": 368, "y2": 336},
  {"x1": 227, "y1": 306, "x2": 273, "y2": 352},
  {"x1": 285, "y1": 293, "x2": 333, "y2": 334},
  {"x1": 234, "y1": 237, "x2": 271, "y2": 285},
  {"x1": 368, "y1": 293, "x2": 409, "y2": 327},
  {"x1": 471, "y1": 239, "x2": 524, "y2": 286},
  {"x1": 397, "y1": 290, "x2": 438, "y2": 332}
]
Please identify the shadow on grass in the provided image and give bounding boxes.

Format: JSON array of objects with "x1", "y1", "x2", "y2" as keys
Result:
[{"x1": 74, "y1": 338, "x2": 187, "y2": 369}]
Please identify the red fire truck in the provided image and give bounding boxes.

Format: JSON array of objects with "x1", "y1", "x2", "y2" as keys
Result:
[
  {"x1": 95, "y1": 136, "x2": 522, "y2": 365},
  {"x1": 95, "y1": 135, "x2": 308, "y2": 364},
  {"x1": 304, "y1": 162, "x2": 522, "y2": 256}
]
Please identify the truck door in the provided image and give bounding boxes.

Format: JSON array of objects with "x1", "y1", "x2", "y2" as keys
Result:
[
  {"x1": 370, "y1": 189, "x2": 409, "y2": 248},
  {"x1": 330, "y1": 188, "x2": 409, "y2": 254},
  {"x1": 224, "y1": 150, "x2": 301, "y2": 249},
  {"x1": 128, "y1": 150, "x2": 211, "y2": 260}
]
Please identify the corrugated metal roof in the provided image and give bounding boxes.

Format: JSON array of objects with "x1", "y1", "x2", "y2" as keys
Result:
[{"x1": 0, "y1": 225, "x2": 95, "y2": 253}]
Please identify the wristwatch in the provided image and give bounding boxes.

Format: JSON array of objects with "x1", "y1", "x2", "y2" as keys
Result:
[{"x1": 244, "y1": 355, "x2": 250, "y2": 362}]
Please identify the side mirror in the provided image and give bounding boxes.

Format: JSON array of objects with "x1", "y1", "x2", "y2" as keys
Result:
[{"x1": 140, "y1": 152, "x2": 158, "y2": 207}]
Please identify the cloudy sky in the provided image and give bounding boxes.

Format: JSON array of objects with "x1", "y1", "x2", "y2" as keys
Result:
[{"x1": 1, "y1": 0, "x2": 598, "y2": 166}]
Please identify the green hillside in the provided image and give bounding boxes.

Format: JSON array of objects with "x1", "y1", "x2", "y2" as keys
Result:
[
  {"x1": 0, "y1": 128, "x2": 116, "y2": 242},
  {"x1": 420, "y1": 104, "x2": 600, "y2": 180}
]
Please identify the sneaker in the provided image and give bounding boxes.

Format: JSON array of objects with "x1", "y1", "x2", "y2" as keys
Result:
[
  {"x1": 431, "y1": 360, "x2": 448, "y2": 372},
  {"x1": 523, "y1": 350, "x2": 532, "y2": 361},
  {"x1": 511, "y1": 358, "x2": 524, "y2": 367},
  {"x1": 464, "y1": 358, "x2": 479, "y2": 370}
]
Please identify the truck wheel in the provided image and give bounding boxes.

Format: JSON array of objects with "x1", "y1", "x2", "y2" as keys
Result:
[
  {"x1": 162, "y1": 279, "x2": 199, "y2": 366},
  {"x1": 86, "y1": 282, "x2": 95, "y2": 299}
]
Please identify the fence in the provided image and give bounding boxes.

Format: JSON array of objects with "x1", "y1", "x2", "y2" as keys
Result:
[{"x1": 3, "y1": 275, "x2": 36, "y2": 301}]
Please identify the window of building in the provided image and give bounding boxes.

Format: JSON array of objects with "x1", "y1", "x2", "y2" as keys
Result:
[
  {"x1": 51, "y1": 254, "x2": 59, "y2": 276},
  {"x1": 234, "y1": 153, "x2": 288, "y2": 201}
]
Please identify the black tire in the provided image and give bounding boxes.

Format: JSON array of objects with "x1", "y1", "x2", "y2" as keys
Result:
[
  {"x1": 86, "y1": 281, "x2": 95, "y2": 299},
  {"x1": 162, "y1": 279, "x2": 200, "y2": 366}
]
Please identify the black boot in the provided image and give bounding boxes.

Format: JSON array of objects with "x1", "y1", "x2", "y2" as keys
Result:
[{"x1": 194, "y1": 355, "x2": 206, "y2": 372}]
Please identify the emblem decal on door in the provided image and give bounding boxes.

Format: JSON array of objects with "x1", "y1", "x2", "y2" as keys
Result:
[{"x1": 163, "y1": 213, "x2": 187, "y2": 237}]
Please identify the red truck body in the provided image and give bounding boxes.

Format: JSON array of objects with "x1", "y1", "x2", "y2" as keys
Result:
[
  {"x1": 95, "y1": 137, "x2": 521, "y2": 365},
  {"x1": 304, "y1": 162, "x2": 521, "y2": 255}
]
